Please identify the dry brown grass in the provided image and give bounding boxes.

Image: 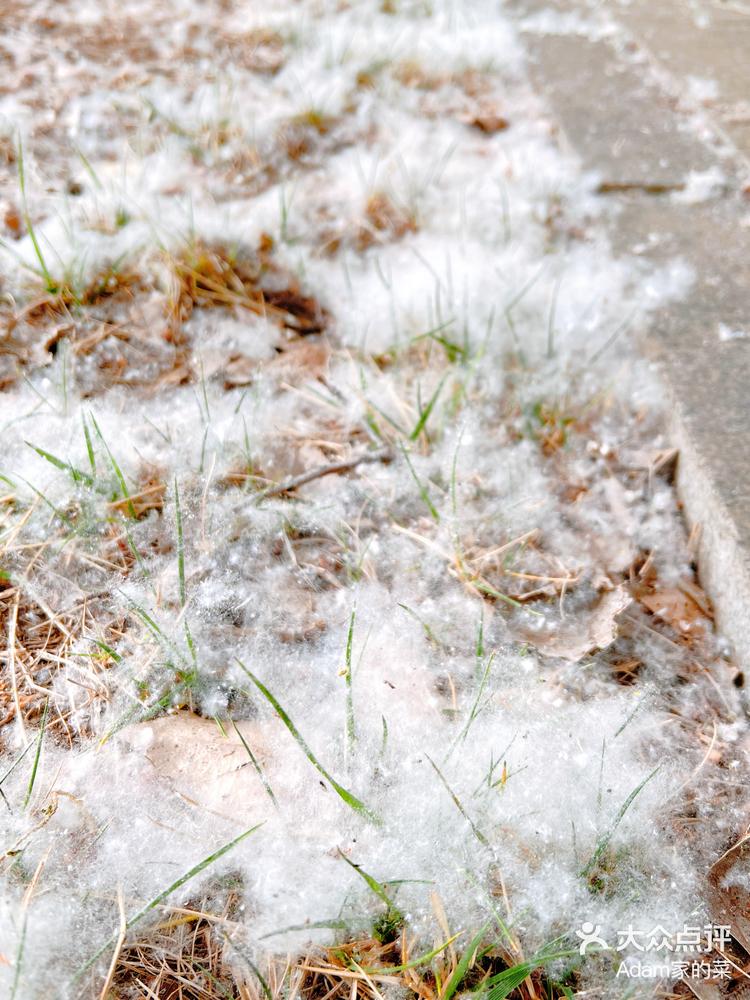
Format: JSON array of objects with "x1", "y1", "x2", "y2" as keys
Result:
[
  {"x1": 1, "y1": 236, "x2": 331, "y2": 396},
  {"x1": 281, "y1": 111, "x2": 339, "y2": 162},
  {"x1": 168, "y1": 239, "x2": 330, "y2": 340},
  {"x1": 0, "y1": 579, "x2": 124, "y2": 745},
  {"x1": 9, "y1": 266, "x2": 143, "y2": 328},
  {"x1": 108, "y1": 467, "x2": 167, "y2": 521},
  {"x1": 217, "y1": 28, "x2": 286, "y2": 76},
  {"x1": 356, "y1": 193, "x2": 418, "y2": 252},
  {"x1": 101, "y1": 899, "x2": 570, "y2": 1000},
  {"x1": 107, "y1": 908, "x2": 242, "y2": 999}
]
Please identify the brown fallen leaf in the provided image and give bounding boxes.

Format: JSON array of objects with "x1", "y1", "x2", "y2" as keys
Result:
[
  {"x1": 265, "y1": 339, "x2": 330, "y2": 382},
  {"x1": 262, "y1": 287, "x2": 330, "y2": 334},
  {"x1": 356, "y1": 192, "x2": 417, "y2": 250},
  {"x1": 222, "y1": 353, "x2": 258, "y2": 388},
  {"x1": 683, "y1": 980, "x2": 733, "y2": 1000},
  {"x1": 640, "y1": 585, "x2": 708, "y2": 637},
  {"x1": 519, "y1": 585, "x2": 631, "y2": 662},
  {"x1": 3, "y1": 203, "x2": 22, "y2": 238},
  {"x1": 146, "y1": 361, "x2": 193, "y2": 392},
  {"x1": 707, "y1": 834, "x2": 750, "y2": 955},
  {"x1": 466, "y1": 112, "x2": 509, "y2": 134},
  {"x1": 679, "y1": 578, "x2": 713, "y2": 618},
  {"x1": 278, "y1": 618, "x2": 327, "y2": 643}
]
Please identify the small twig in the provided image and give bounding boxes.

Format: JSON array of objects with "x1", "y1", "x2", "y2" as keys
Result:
[
  {"x1": 254, "y1": 448, "x2": 392, "y2": 502},
  {"x1": 595, "y1": 180, "x2": 684, "y2": 195}
]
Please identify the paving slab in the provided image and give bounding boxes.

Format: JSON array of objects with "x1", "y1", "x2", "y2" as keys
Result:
[
  {"x1": 511, "y1": 0, "x2": 750, "y2": 669},
  {"x1": 611, "y1": 0, "x2": 750, "y2": 163}
]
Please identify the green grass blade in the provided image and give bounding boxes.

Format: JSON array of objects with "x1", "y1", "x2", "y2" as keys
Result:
[
  {"x1": 259, "y1": 918, "x2": 356, "y2": 940},
  {"x1": 409, "y1": 318, "x2": 456, "y2": 347},
  {"x1": 174, "y1": 477, "x2": 186, "y2": 606},
  {"x1": 121, "y1": 521, "x2": 150, "y2": 581},
  {"x1": 486, "y1": 960, "x2": 536, "y2": 1000},
  {"x1": 9, "y1": 910, "x2": 28, "y2": 1000},
  {"x1": 23, "y1": 698, "x2": 48, "y2": 809},
  {"x1": 344, "y1": 609, "x2": 356, "y2": 750},
  {"x1": 89, "y1": 412, "x2": 135, "y2": 518},
  {"x1": 580, "y1": 766, "x2": 660, "y2": 878},
  {"x1": 484, "y1": 948, "x2": 581, "y2": 1000},
  {"x1": 364, "y1": 931, "x2": 463, "y2": 974},
  {"x1": 380, "y1": 715, "x2": 388, "y2": 758},
  {"x1": 338, "y1": 850, "x2": 392, "y2": 908},
  {"x1": 81, "y1": 414, "x2": 97, "y2": 477},
  {"x1": 459, "y1": 652, "x2": 494, "y2": 744},
  {"x1": 367, "y1": 399, "x2": 406, "y2": 435},
  {"x1": 92, "y1": 639, "x2": 122, "y2": 663},
  {"x1": 399, "y1": 443, "x2": 440, "y2": 523},
  {"x1": 236, "y1": 659, "x2": 378, "y2": 822},
  {"x1": 410, "y1": 376, "x2": 446, "y2": 441},
  {"x1": 75, "y1": 145, "x2": 104, "y2": 190},
  {"x1": 183, "y1": 618, "x2": 197, "y2": 668},
  {"x1": 444, "y1": 652, "x2": 495, "y2": 763},
  {"x1": 222, "y1": 933, "x2": 273, "y2": 1000},
  {"x1": 127, "y1": 824, "x2": 263, "y2": 929},
  {"x1": 124, "y1": 597, "x2": 189, "y2": 671},
  {"x1": 18, "y1": 475, "x2": 74, "y2": 529},
  {"x1": 471, "y1": 580, "x2": 525, "y2": 611},
  {"x1": 100, "y1": 687, "x2": 178, "y2": 745},
  {"x1": 398, "y1": 603, "x2": 443, "y2": 647},
  {"x1": 442, "y1": 921, "x2": 491, "y2": 1000},
  {"x1": 232, "y1": 720, "x2": 278, "y2": 808},
  {"x1": 25, "y1": 441, "x2": 93, "y2": 487},
  {"x1": 17, "y1": 139, "x2": 55, "y2": 292},
  {"x1": 613, "y1": 699, "x2": 644, "y2": 739},
  {"x1": 426, "y1": 754, "x2": 488, "y2": 847},
  {"x1": 475, "y1": 611, "x2": 484, "y2": 659},
  {"x1": 0, "y1": 740, "x2": 34, "y2": 789}
]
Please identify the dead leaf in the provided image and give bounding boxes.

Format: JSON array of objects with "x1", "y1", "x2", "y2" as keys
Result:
[
  {"x1": 357, "y1": 193, "x2": 417, "y2": 250},
  {"x1": 3, "y1": 203, "x2": 22, "y2": 237},
  {"x1": 683, "y1": 981, "x2": 728, "y2": 1000},
  {"x1": 708, "y1": 835, "x2": 750, "y2": 954},
  {"x1": 640, "y1": 585, "x2": 708, "y2": 637},
  {"x1": 266, "y1": 339, "x2": 330, "y2": 382},
  {"x1": 519, "y1": 585, "x2": 631, "y2": 662},
  {"x1": 679, "y1": 578, "x2": 713, "y2": 618},
  {"x1": 278, "y1": 618, "x2": 327, "y2": 643},
  {"x1": 466, "y1": 112, "x2": 509, "y2": 134},
  {"x1": 222, "y1": 353, "x2": 258, "y2": 388},
  {"x1": 262, "y1": 287, "x2": 329, "y2": 334}
]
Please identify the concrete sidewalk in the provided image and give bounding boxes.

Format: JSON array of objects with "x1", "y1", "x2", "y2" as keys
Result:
[{"x1": 510, "y1": 0, "x2": 750, "y2": 672}]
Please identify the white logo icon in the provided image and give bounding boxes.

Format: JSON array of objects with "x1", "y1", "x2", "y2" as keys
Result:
[{"x1": 576, "y1": 922, "x2": 609, "y2": 955}]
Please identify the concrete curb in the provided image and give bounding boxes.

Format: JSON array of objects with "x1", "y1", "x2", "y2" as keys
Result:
[{"x1": 511, "y1": 0, "x2": 750, "y2": 670}]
